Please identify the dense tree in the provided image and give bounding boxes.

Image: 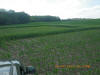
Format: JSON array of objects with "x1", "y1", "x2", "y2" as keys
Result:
[
  {"x1": 0, "y1": 9, "x2": 61, "y2": 26},
  {"x1": 0, "y1": 9, "x2": 7, "y2": 12},
  {"x1": 31, "y1": 16, "x2": 61, "y2": 22},
  {"x1": 0, "y1": 9, "x2": 31, "y2": 25}
]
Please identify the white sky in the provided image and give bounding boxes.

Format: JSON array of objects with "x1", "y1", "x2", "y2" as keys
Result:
[{"x1": 0, "y1": 0, "x2": 100, "y2": 19}]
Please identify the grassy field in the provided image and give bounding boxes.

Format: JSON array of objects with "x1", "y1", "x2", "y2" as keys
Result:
[{"x1": 0, "y1": 20, "x2": 100, "y2": 75}]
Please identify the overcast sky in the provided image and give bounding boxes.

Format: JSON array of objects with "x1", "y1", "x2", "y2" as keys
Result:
[{"x1": 0, "y1": 0, "x2": 100, "y2": 19}]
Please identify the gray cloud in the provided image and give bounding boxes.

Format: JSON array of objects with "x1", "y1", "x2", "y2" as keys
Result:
[
  {"x1": 0, "y1": 0, "x2": 100, "y2": 19},
  {"x1": 78, "y1": 5, "x2": 100, "y2": 18}
]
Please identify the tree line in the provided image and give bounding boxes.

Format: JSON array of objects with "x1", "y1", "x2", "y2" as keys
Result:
[
  {"x1": 31, "y1": 16, "x2": 60, "y2": 22},
  {"x1": 0, "y1": 9, "x2": 61, "y2": 26},
  {"x1": 0, "y1": 9, "x2": 31, "y2": 25}
]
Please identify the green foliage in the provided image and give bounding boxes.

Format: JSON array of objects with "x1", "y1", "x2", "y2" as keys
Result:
[
  {"x1": 31, "y1": 16, "x2": 61, "y2": 22},
  {"x1": 0, "y1": 20, "x2": 100, "y2": 74},
  {"x1": 62, "y1": 19, "x2": 100, "y2": 25},
  {"x1": 0, "y1": 9, "x2": 31, "y2": 25},
  {"x1": 0, "y1": 9, "x2": 61, "y2": 26},
  {"x1": 0, "y1": 20, "x2": 100, "y2": 43}
]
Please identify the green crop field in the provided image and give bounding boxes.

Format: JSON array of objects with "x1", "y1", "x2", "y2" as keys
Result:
[{"x1": 0, "y1": 20, "x2": 100, "y2": 75}]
